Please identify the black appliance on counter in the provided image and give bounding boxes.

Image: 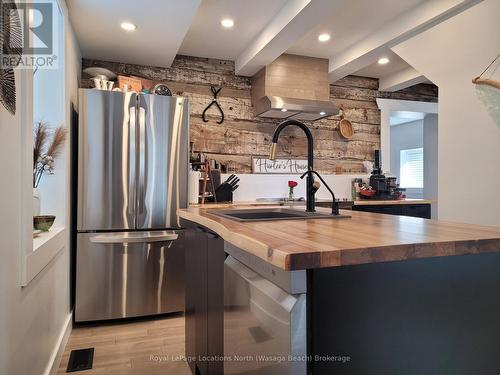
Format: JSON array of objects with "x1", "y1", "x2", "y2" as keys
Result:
[{"x1": 368, "y1": 150, "x2": 405, "y2": 200}]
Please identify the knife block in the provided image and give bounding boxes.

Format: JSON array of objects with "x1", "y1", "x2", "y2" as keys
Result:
[{"x1": 215, "y1": 184, "x2": 233, "y2": 203}]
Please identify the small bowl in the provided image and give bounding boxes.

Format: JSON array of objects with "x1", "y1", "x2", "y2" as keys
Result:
[
  {"x1": 359, "y1": 189, "x2": 377, "y2": 198},
  {"x1": 34, "y1": 215, "x2": 56, "y2": 232}
]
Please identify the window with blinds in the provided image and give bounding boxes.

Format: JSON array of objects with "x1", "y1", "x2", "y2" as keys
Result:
[{"x1": 400, "y1": 148, "x2": 424, "y2": 188}]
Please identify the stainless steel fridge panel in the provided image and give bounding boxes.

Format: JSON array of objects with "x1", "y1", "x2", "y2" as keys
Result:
[
  {"x1": 136, "y1": 95, "x2": 189, "y2": 229},
  {"x1": 75, "y1": 231, "x2": 185, "y2": 322},
  {"x1": 77, "y1": 89, "x2": 138, "y2": 231}
]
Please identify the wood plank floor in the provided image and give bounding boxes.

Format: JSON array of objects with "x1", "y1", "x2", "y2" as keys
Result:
[{"x1": 58, "y1": 314, "x2": 191, "y2": 375}]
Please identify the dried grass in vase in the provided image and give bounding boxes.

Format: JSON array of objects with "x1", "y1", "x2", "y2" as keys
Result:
[{"x1": 33, "y1": 121, "x2": 67, "y2": 188}]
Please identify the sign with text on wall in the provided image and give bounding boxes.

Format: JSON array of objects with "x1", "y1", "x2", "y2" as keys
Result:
[{"x1": 251, "y1": 157, "x2": 308, "y2": 174}]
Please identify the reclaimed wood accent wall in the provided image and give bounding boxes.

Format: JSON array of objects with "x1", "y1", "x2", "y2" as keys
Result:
[{"x1": 82, "y1": 55, "x2": 437, "y2": 174}]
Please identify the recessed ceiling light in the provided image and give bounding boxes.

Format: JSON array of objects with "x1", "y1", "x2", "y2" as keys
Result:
[
  {"x1": 378, "y1": 57, "x2": 390, "y2": 65},
  {"x1": 121, "y1": 22, "x2": 137, "y2": 31},
  {"x1": 221, "y1": 18, "x2": 234, "y2": 28},
  {"x1": 319, "y1": 111, "x2": 326, "y2": 116},
  {"x1": 318, "y1": 33, "x2": 331, "y2": 42},
  {"x1": 281, "y1": 108, "x2": 288, "y2": 112}
]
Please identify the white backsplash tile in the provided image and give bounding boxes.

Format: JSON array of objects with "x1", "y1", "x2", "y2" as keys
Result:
[{"x1": 222, "y1": 173, "x2": 370, "y2": 202}]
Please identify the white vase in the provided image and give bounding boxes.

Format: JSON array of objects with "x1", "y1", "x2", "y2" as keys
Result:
[{"x1": 33, "y1": 188, "x2": 40, "y2": 216}]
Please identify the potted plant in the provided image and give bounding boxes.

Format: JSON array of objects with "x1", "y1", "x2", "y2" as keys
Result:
[{"x1": 33, "y1": 121, "x2": 67, "y2": 215}]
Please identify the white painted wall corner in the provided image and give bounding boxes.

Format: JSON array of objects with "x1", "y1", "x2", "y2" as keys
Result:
[{"x1": 45, "y1": 313, "x2": 72, "y2": 375}]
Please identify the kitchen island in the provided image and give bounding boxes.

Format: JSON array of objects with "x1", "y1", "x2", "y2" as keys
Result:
[{"x1": 178, "y1": 205, "x2": 500, "y2": 375}]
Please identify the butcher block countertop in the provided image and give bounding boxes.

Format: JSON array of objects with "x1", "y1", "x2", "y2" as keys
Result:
[{"x1": 177, "y1": 205, "x2": 500, "y2": 271}]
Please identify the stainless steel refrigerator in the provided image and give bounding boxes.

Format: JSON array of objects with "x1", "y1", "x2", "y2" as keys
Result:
[{"x1": 75, "y1": 88, "x2": 189, "y2": 322}]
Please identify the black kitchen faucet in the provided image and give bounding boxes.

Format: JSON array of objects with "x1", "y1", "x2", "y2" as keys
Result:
[
  {"x1": 269, "y1": 119, "x2": 316, "y2": 212},
  {"x1": 300, "y1": 170, "x2": 340, "y2": 216}
]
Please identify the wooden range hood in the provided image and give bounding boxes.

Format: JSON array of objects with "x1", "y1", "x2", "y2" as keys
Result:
[{"x1": 251, "y1": 54, "x2": 339, "y2": 121}]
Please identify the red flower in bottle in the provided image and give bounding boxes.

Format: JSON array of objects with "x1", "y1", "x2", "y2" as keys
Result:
[{"x1": 288, "y1": 180, "x2": 298, "y2": 201}]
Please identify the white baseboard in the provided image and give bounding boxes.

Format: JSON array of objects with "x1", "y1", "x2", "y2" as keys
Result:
[{"x1": 44, "y1": 313, "x2": 72, "y2": 375}]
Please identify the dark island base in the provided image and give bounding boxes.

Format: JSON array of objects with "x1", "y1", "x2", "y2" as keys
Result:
[
  {"x1": 310, "y1": 251, "x2": 500, "y2": 374},
  {"x1": 183, "y1": 220, "x2": 500, "y2": 375}
]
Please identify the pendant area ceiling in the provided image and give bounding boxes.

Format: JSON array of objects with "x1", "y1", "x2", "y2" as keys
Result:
[
  {"x1": 354, "y1": 51, "x2": 413, "y2": 79},
  {"x1": 286, "y1": 0, "x2": 426, "y2": 59},
  {"x1": 68, "y1": 0, "x2": 477, "y2": 88},
  {"x1": 67, "y1": 0, "x2": 202, "y2": 67},
  {"x1": 178, "y1": 0, "x2": 289, "y2": 60}
]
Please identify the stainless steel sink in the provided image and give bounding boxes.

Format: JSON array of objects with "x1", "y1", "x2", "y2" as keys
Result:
[{"x1": 210, "y1": 208, "x2": 351, "y2": 222}]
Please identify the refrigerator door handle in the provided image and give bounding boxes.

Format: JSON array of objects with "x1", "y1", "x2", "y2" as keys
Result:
[
  {"x1": 89, "y1": 231, "x2": 178, "y2": 244},
  {"x1": 128, "y1": 105, "x2": 137, "y2": 217},
  {"x1": 137, "y1": 105, "x2": 147, "y2": 215}
]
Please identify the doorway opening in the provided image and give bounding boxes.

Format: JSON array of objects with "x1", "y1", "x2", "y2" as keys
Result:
[{"x1": 377, "y1": 99, "x2": 438, "y2": 218}]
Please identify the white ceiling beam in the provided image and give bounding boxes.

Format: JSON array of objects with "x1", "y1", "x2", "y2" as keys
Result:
[
  {"x1": 164, "y1": 0, "x2": 203, "y2": 67},
  {"x1": 328, "y1": 0, "x2": 483, "y2": 82},
  {"x1": 235, "y1": 0, "x2": 346, "y2": 77},
  {"x1": 379, "y1": 67, "x2": 428, "y2": 92}
]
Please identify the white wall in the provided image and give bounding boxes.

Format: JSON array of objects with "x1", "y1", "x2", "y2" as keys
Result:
[
  {"x1": 377, "y1": 99, "x2": 438, "y2": 178},
  {"x1": 390, "y1": 120, "x2": 424, "y2": 177},
  {"x1": 392, "y1": 0, "x2": 500, "y2": 226},
  {"x1": 0, "y1": 5, "x2": 81, "y2": 375},
  {"x1": 390, "y1": 119, "x2": 424, "y2": 199},
  {"x1": 223, "y1": 173, "x2": 370, "y2": 202},
  {"x1": 34, "y1": 0, "x2": 67, "y2": 228},
  {"x1": 423, "y1": 114, "x2": 438, "y2": 218}
]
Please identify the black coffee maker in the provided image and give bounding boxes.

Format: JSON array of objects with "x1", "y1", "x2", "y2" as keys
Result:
[
  {"x1": 369, "y1": 150, "x2": 387, "y2": 194},
  {"x1": 368, "y1": 150, "x2": 405, "y2": 199}
]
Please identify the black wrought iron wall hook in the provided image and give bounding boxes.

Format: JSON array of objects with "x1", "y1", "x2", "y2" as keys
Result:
[{"x1": 202, "y1": 86, "x2": 224, "y2": 124}]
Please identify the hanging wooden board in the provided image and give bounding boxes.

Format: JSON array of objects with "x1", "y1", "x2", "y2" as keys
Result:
[
  {"x1": 472, "y1": 77, "x2": 500, "y2": 90},
  {"x1": 251, "y1": 157, "x2": 308, "y2": 174}
]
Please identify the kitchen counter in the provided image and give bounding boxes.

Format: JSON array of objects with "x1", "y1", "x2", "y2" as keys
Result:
[
  {"x1": 190, "y1": 198, "x2": 432, "y2": 206},
  {"x1": 177, "y1": 204, "x2": 500, "y2": 270},
  {"x1": 353, "y1": 198, "x2": 432, "y2": 205}
]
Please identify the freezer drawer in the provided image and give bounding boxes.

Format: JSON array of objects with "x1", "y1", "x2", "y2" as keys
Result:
[
  {"x1": 224, "y1": 256, "x2": 307, "y2": 375},
  {"x1": 75, "y1": 231, "x2": 185, "y2": 322}
]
